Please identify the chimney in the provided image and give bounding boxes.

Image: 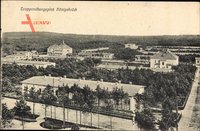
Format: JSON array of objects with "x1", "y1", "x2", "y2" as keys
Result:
[
  {"x1": 49, "y1": 74, "x2": 51, "y2": 77},
  {"x1": 129, "y1": 81, "x2": 132, "y2": 85},
  {"x1": 82, "y1": 77, "x2": 85, "y2": 80},
  {"x1": 118, "y1": 80, "x2": 121, "y2": 84},
  {"x1": 63, "y1": 75, "x2": 66, "y2": 78},
  {"x1": 44, "y1": 75, "x2": 46, "y2": 78},
  {"x1": 100, "y1": 79, "x2": 103, "y2": 82}
]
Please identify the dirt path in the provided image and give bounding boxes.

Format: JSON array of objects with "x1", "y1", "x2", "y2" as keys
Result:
[{"x1": 178, "y1": 67, "x2": 200, "y2": 131}]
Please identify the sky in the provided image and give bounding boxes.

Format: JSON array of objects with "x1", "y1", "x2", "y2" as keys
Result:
[{"x1": 1, "y1": 1, "x2": 200, "y2": 36}]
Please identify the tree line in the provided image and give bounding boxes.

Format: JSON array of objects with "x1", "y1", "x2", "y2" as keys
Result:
[
  {"x1": 24, "y1": 84, "x2": 130, "y2": 129},
  {"x1": 2, "y1": 83, "x2": 130, "y2": 129},
  {"x1": 3, "y1": 58, "x2": 196, "y2": 108},
  {"x1": 3, "y1": 32, "x2": 200, "y2": 55},
  {"x1": 134, "y1": 63, "x2": 196, "y2": 130}
]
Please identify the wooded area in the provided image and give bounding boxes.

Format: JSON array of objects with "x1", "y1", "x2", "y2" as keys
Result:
[{"x1": 2, "y1": 32, "x2": 200, "y2": 55}]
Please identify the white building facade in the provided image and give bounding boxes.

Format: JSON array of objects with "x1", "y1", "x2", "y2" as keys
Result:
[
  {"x1": 125, "y1": 43, "x2": 138, "y2": 50},
  {"x1": 195, "y1": 57, "x2": 200, "y2": 67},
  {"x1": 2, "y1": 59, "x2": 56, "y2": 69},
  {"x1": 47, "y1": 41, "x2": 73, "y2": 56},
  {"x1": 150, "y1": 50, "x2": 179, "y2": 69},
  {"x1": 5, "y1": 51, "x2": 37, "y2": 60}
]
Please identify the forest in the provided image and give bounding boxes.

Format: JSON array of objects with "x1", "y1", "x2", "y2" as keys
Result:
[{"x1": 2, "y1": 32, "x2": 200, "y2": 55}]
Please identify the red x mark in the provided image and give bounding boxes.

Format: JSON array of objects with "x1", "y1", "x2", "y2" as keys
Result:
[{"x1": 21, "y1": 14, "x2": 35, "y2": 32}]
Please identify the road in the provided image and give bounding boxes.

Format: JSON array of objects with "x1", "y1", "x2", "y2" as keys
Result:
[
  {"x1": 2, "y1": 97, "x2": 138, "y2": 130},
  {"x1": 178, "y1": 67, "x2": 200, "y2": 131}
]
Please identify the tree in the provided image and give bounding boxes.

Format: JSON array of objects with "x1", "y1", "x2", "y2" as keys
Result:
[
  {"x1": 95, "y1": 85, "x2": 104, "y2": 128},
  {"x1": 114, "y1": 48, "x2": 142, "y2": 61},
  {"x1": 2, "y1": 103, "x2": 14, "y2": 128},
  {"x1": 71, "y1": 84, "x2": 83, "y2": 124},
  {"x1": 135, "y1": 108, "x2": 155, "y2": 130},
  {"x1": 72, "y1": 89, "x2": 84, "y2": 125},
  {"x1": 112, "y1": 87, "x2": 123, "y2": 109},
  {"x1": 71, "y1": 124, "x2": 80, "y2": 130},
  {"x1": 159, "y1": 98, "x2": 177, "y2": 131},
  {"x1": 56, "y1": 85, "x2": 70, "y2": 127},
  {"x1": 83, "y1": 86, "x2": 96, "y2": 127},
  {"x1": 13, "y1": 99, "x2": 31, "y2": 130},
  {"x1": 41, "y1": 85, "x2": 56, "y2": 120},
  {"x1": 23, "y1": 86, "x2": 29, "y2": 100},
  {"x1": 2, "y1": 77, "x2": 13, "y2": 93},
  {"x1": 28, "y1": 87, "x2": 39, "y2": 115},
  {"x1": 105, "y1": 99, "x2": 114, "y2": 130}
]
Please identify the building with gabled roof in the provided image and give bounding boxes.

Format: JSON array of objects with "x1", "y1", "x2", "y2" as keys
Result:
[
  {"x1": 150, "y1": 49, "x2": 179, "y2": 69},
  {"x1": 47, "y1": 40, "x2": 72, "y2": 56}
]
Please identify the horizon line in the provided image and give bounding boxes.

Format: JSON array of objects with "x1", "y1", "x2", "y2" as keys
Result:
[{"x1": 2, "y1": 31, "x2": 200, "y2": 37}]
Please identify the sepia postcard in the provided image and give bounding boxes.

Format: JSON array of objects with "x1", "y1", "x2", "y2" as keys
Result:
[{"x1": 1, "y1": 1, "x2": 200, "y2": 130}]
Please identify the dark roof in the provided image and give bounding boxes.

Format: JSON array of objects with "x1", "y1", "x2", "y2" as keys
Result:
[
  {"x1": 151, "y1": 50, "x2": 178, "y2": 60},
  {"x1": 48, "y1": 41, "x2": 72, "y2": 50}
]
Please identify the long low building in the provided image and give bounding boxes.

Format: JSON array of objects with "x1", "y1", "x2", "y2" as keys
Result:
[
  {"x1": 78, "y1": 52, "x2": 114, "y2": 60},
  {"x1": 21, "y1": 75, "x2": 145, "y2": 112},
  {"x1": 2, "y1": 59, "x2": 56, "y2": 69},
  {"x1": 80, "y1": 47, "x2": 109, "y2": 53}
]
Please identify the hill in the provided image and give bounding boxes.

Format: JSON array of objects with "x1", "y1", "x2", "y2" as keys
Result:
[{"x1": 2, "y1": 32, "x2": 200, "y2": 54}]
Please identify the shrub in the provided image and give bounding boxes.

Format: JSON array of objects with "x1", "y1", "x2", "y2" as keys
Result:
[
  {"x1": 193, "y1": 105, "x2": 200, "y2": 112},
  {"x1": 71, "y1": 124, "x2": 80, "y2": 130}
]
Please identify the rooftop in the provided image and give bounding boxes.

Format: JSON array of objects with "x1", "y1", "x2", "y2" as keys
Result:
[
  {"x1": 48, "y1": 40, "x2": 72, "y2": 50},
  {"x1": 125, "y1": 43, "x2": 137, "y2": 45},
  {"x1": 81, "y1": 47, "x2": 109, "y2": 52},
  {"x1": 21, "y1": 76, "x2": 145, "y2": 96},
  {"x1": 150, "y1": 50, "x2": 178, "y2": 60},
  {"x1": 2, "y1": 59, "x2": 55, "y2": 65},
  {"x1": 195, "y1": 57, "x2": 200, "y2": 60}
]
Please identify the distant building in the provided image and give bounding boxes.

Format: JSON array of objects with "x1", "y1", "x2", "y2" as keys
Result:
[
  {"x1": 135, "y1": 55, "x2": 150, "y2": 63},
  {"x1": 2, "y1": 59, "x2": 55, "y2": 69},
  {"x1": 78, "y1": 47, "x2": 113, "y2": 60},
  {"x1": 195, "y1": 57, "x2": 200, "y2": 66},
  {"x1": 21, "y1": 75, "x2": 145, "y2": 112},
  {"x1": 150, "y1": 49, "x2": 179, "y2": 69},
  {"x1": 78, "y1": 52, "x2": 114, "y2": 60},
  {"x1": 125, "y1": 43, "x2": 138, "y2": 50},
  {"x1": 47, "y1": 40, "x2": 72, "y2": 56},
  {"x1": 5, "y1": 51, "x2": 37, "y2": 60},
  {"x1": 80, "y1": 47, "x2": 109, "y2": 53},
  {"x1": 96, "y1": 60, "x2": 149, "y2": 70}
]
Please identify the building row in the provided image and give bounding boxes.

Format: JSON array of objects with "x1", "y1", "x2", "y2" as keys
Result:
[{"x1": 3, "y1": 41, "x2": 181, "y2": 72}]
